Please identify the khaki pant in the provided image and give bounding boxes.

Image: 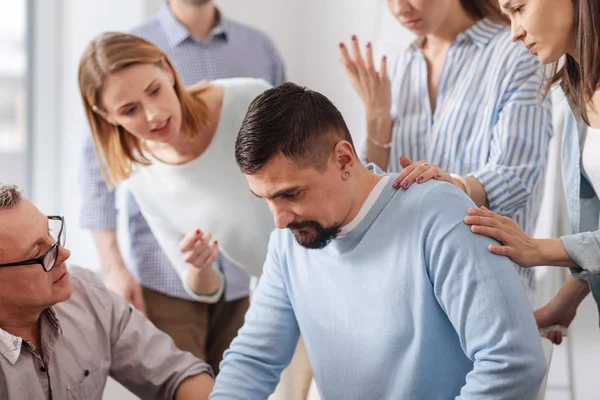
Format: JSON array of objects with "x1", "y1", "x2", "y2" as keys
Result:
[{"x1": 142, "y1": 287, "x2": 249, "y2": 375}]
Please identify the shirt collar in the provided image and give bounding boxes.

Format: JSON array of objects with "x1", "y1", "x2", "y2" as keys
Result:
[
  {"x1": 0, "y1": 328, "x2": 22, "y2": 365},
  {"x1": 408, "y1": 18, "x2": 506, "y2": 52},
  {"x1": 159, "y1": 3, "x2": 228, "y2": 48},
  {"x1": 0, "y1": 308, "x2": 61, "y2": 365}
]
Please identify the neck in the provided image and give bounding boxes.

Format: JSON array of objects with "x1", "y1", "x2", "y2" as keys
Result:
[
  {"x1": 168, "y1": 0, "x2": 216, "y2": 40},
  {"x1": 424, "y1": 7, "x2": 479, "y2": 51},
  {"x1": 0, "y1": 307, "x2": 43, "y2": 346},
  {"x1": 340, "y1": 166, "x2": 382, "y2": 227}
]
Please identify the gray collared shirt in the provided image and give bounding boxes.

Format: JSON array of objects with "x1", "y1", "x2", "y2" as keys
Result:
[
  {"x1": 79, "y1": 4, "x2": 285, "y2": 302},
  {"x1": 0, "y1": 267, "x2": 211, "y2": 399}
]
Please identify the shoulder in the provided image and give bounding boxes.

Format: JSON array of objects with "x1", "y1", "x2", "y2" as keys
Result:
[
  {"x1": 388, "y1": 179, "x2": 475, "y2": 237},
  {"x1": 130, "y1": 16, "x2": 166, "y2": 44},
  {"x1": 485, "y1": 25, "x2": 540, "y2": 74},
  {"x1": 217, "y1": 77, "x2": 273, "y2": 106}
]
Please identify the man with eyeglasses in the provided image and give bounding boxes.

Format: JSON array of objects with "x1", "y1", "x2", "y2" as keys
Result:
[{"x1": 0, "y1": 184, "x2": 214, "y2": 399}]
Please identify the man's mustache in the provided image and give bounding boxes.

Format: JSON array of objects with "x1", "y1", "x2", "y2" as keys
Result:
[{"x1": 286, "y1": 221, "x2": 322, "y2": 230}]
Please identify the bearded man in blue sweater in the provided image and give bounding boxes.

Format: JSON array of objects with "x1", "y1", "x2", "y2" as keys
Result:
[{"x1": 210, "y1": 83, "x2": 546, "y2": 399}]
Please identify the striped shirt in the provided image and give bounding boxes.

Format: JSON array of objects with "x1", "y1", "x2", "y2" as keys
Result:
[
  {"x1": 79, "y1": 4, "x2": 285, "y2": 302},
  {"x1": 376, "y1": 18, "x2": 553, "y2": 294}
]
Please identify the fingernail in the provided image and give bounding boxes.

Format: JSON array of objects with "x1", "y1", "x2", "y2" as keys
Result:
[
  {"x1": 339, "y1": 42, "x2": 344, "y2": 48},
  {"x1": 366, "y1": 42, "x2": 371, "y2": 48},
  {"x1": 392, "y1": 181, "x2": 401, "y2": 189},
  {"x1": 351, "y1": 35, "x2": 357, "y2": 41},
  {"x1": 417, "y1": 176, "x2": 424, "y2": 182},
  {"x1": 195, "y1": 229, "x2": 200, "y2": 235},
  {"x1": 383, "y1": 55, "x2": 387, "y2": 61},
  {"x1": 435, "y1": 174, "x2": 442, "y2": 179},
  {"x1": 401, "y1": 180, "x2": 408, "y2": 188}
]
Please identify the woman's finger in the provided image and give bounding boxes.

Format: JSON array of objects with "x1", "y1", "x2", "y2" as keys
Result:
[
  {"x1": 464, "y1": 215, "x2": 506, "y2": 229},
  {"x1": 398, "y1": 163, "x2": 431, "y2": 189},
  {"x1": 415, "y1": 167, "x2": 441, "y2": 184},
  {"x1": 364, "y1": 41, "x2": 375, "y2": 75},
  {"x1": 350, "y1": 35, "x2": 367, "y2": 71},
  {"x1": 179, "y1": 229, "x2": 202, "y2": 252},
  {"x1": 379, "y1": 55, "x2": 388, "y2": 82},
  {"x1": 339, "y1": 43, "x2": 358, "y2": 76},
  {"x1": 470, "y1": 225, "x2": 510, "y2": 244},
  {"x1": 399, "y1": 156, "x2": 413, "y2": 169}
]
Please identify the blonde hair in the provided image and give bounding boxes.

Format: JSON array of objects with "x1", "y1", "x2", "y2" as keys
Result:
[{"x1": 78, "y1": 32, "x2": 210, "y2": 189}]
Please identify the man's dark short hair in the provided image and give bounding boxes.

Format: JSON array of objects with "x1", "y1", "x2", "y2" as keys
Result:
[{"x1": 235, "y1": 82, "x2": 356, "y2": 174}]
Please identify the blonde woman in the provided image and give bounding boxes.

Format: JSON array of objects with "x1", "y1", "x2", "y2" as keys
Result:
[{"x1": 78, "y1": 32, "x2": 273, "y2": 372}]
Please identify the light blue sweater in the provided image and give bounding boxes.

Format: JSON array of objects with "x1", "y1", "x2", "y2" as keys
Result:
[{"x1": 211, "y1": 178, "x2": 546, "y2": 399}]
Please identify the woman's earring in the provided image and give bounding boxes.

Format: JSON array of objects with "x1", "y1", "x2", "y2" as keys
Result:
[{"x1": 343, "y1": 171, "x2": 351, "y2": 180}]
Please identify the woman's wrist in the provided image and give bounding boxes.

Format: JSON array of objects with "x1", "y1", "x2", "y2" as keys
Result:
[
  {"x1": 536, "y1": 238, "x2": 578, "y2": 267},
  {"x1": 366, "y1": 111, "x2": 393, "y2": 143}
]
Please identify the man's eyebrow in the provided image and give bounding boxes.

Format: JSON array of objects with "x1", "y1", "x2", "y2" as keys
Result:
[{"x1": 250, "y1": 187, "x2": 302, "y2": 200}]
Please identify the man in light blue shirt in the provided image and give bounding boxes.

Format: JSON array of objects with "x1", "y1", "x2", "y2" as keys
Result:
[{"x1": 210, "y1": 83, "x2": 546, "y2": 399}]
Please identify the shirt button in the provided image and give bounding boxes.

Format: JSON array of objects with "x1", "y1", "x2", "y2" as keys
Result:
[{"x1": 39, "y1": 366, "x2": 46, "y2": 373}]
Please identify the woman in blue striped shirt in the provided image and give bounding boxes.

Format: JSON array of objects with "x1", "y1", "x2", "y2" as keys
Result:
[
  {"x1": 464, "y1": 0, "x2": 600, "y2": 345},
  {"x1": 339, "y1": 0, "x2": 552, "y2": 299}
]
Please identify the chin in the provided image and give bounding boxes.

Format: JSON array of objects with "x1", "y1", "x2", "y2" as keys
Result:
[{"x1": 53, "y1": 275, "x2": 74, "y2": 303}]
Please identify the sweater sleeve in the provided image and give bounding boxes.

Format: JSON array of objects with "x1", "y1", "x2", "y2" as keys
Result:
[
  {"x1": 427, "y1": 195, "x2": 546, "y2": 398},
  {"x1": 561, "y1": 231, "x2": 600, "y2": 273},
  {"x1": 211, "y1": 232, "x2": 300, "y2": 399}
]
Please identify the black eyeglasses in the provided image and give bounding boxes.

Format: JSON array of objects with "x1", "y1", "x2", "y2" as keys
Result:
[{"x1": 0, "y1": 216, "x2": 66, "y2": 272}]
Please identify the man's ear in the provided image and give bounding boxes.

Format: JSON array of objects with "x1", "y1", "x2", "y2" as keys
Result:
[{"x1": 333, "y1": 140, "x2": 356, "y2": 173}]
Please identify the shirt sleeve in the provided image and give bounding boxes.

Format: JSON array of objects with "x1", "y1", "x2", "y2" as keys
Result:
[
  {"x1": 73, "y1": 267, "x2": 213, "y2": 399},
  {"x1": 468, "y1": 56, "x2": 553, "y2": 227},
  {"x1": 79, "y1": 129, "x2": 118, "y2": 230},
  {"x1": 210, "y1": 233, "x2": 300, "y2": 399},
  {"x1": 426, "y1": 192, "x2": 547, "y2": 398},
  {"x1": 561, "y1": 231, "x2": 600, "y2": 273}
]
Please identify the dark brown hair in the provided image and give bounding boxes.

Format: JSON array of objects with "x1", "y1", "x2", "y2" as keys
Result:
[
  {"x1": 235, "y1": 83, "x2": 355, "y2": 174},
  {"x1": 546, "y1": 0, "x2": 600, "y2": 115},
  {"x1": 460, "y1": 0, "x2": 509, "y2": 24}
]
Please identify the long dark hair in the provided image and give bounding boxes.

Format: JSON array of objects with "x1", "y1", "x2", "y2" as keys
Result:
[
  {"x1": 460, "y1": 0, "x2": 509, "y2": 24},
  {"x1": 546, "y1": 0, "x2": 600, "y2": 115}
]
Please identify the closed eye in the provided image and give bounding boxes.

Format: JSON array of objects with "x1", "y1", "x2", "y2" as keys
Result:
[
  {"x1": 150, "y1": 86, "x2": 160, "y2": 96},
  {"x1": 123, "y1": 106, "x2": 137, "y2": 116}
]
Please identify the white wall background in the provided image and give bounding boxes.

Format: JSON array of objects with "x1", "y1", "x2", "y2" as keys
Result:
[{"x1": 29, "y1": 1, "x2": 600, "y2": 399}]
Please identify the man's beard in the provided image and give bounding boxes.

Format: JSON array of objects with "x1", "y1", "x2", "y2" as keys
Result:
[{"x1": 287, "y1": 221, "x2": 342, "y2": 249}]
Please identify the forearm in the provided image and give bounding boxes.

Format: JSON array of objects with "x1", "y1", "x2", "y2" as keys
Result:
[
  {"x1": 92, "y1": 230, "x2": 128, "y2": 274},
  {"x1": 175, "y1": 373, "x2": 214, "y2": 400},
  {"x1": 186, "y1": 265, "x2": 223, "y2": 297},
  {"x1": 557, "y1": 276, "x2": 590, "y2": 310},
  {"x1": 534, "y1": 239, "x2": 579, "y2": 268},
  {"x1": 365, "y1": 113, "x2": 393, "y2": 170},
  {"x1": 463, "y1": 177, "x2": 489, "y2": 208}
]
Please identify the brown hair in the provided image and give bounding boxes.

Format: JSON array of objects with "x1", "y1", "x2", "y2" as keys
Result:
[
  {"x1": 235, "y1": 83, "x2": 355, "y2": 174},
  {"x1": 546, "y1": 0, "x2": 600, "y2": 116},
  {"x1": 460, "y1": 0, "x2": 509, "y2": 24},
  {"x1": 78, "y1": 32, "x2": 210, "y2": 189}
]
